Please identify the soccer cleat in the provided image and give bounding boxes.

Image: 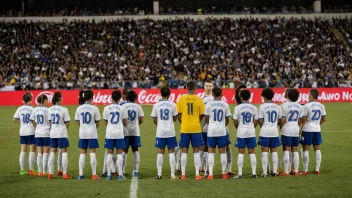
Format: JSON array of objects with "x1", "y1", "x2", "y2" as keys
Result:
[
  {"x1": 294, "y1": 172, "x2": 300, "y2": 176},
  {"x1": 57, "y1": 170, "x2": 63, "y2": 176},
  {"x1": 118, "y1": 175, "x2": 127, "y2": 180},
  {"x1": 227, "y1": 172, "x2": 236, "y2": 176},
  {"x1": 77, "y1": 175, "x2": 84, "y2": 180},
  {"x1": 20, "y1": 170, "x2": 28, "y2": 176},
  {"x1": 300, "y1": 171, "x2": 308, "y2": 176},
  {"x1": 179, "y1": 175, "x2": 186, "y2": 180},
  {"x1": 106, "y1": 175, "x2": 112, "y2": 180},
  {"x1": 233, "y1": 175, "x2": 242, "y2": 179},
  {"x1": 171, "y1": 175, "x2": 177, "y2": 180},
  {"x1": 92, "y1": 175, "x2": 100, "y2": 180},
  {"x1": 102, "y1": 173, "x2": 107, "y2": 177},
  {"x1": 63, "y1": 174, "x2": 72, "y2": 179},
  {"x1": 38, "y1": 172, "x2": 45, "y2": 177},
  {"x1": 271, "y1": 172, "x2": 279, "y2": 177},
  {"x1": 314, "y1": 171, "x2": 320, "y2": 175},
  {"x1": 133, "y1": 172, "x2": 141, "y2": 178},
  {"x1": 251, "y1": 174, "x2": 257, "y2": 178},
  {"x1": 279, "y1": 172, "x2": 290, "y2": 177},
  {"x1": 48, "y1": 174, "x2": 54, "y2": 179},
  {"x1": 196, "y1": 175, "x2": 203, "y2": 180},
  {"x1": 260, "y1": 173, "x2": 268, "y2": 178},
  {"x1": 155, "y1": 175, "x2": 162, "y2": 180},
  {"x1": 222, "y1": 174, "x2": 229, "y2": 179},
  {"x1": 207, "y1": 175, "x2": 214, "y2": 180},
  {"x1": 28, "y1": 170, "x2": 37, "y2": 176}
]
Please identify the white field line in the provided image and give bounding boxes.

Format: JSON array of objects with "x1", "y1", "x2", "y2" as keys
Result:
[{"x1": 130, "y1": 173, "x2": 138, "y2": 198}]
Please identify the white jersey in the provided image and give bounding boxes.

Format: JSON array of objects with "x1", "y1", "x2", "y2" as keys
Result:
[
  {"x1": 258, "y1": 103, "x2": 282, "y2": 137},
  {"x1": 13, "y1": 105, "x2": 35, "y2": 136},
  {"x1": 123, "y1": 103, "x2": 144, "y2": 136},
  {"x1": 151, "y1": 100, "x2": 178, "y2": 138},
  {"x1": 205, "y1": 100, "x2": 231, "y2": 137},
  {"x1": 48, "y1": 105, "x2": 70, "y2": 138},
  {"x1": 302, "y1": 101, "x2": 327, "y2": 132},
  {"x1": 75, "y1": 103, "x2": 101, "y2": 139},
  {"x1": 280, "y1": 102, "x2": 304, "y2": 137},
  {"x1": 103, "y1": 104, "x2": 128, "y2": 139},
  {"x1": 29, "y1": 106, "x2": 50, "y2": 137},
  {"x1": 201, "y1": 94, "x2": 214, "y2": 132},
  {"x1": 233, "y1": 103, "x2": 258, "y2": 138}
]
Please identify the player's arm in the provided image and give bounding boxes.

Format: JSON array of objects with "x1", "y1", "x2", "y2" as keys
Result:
[
  {"x1": 199, "y1": 114, "x2": 204, "y2": 121},
  {"x1": 225, "y1": 117, "x2": 229, "y2": 127},
  {"x1": 31, "y1": 120, "x2": 37, "y2": 128},
  {"x1": 96, "y1": 120, "x2": 100, "y2": 128},
  {"x1": 204, "y1": 115, "x2": 209, "y2": 124},
  {"x1": 153, "y1": 117, "x2": 158, "y2": 126},
  {"x1": 254, "y1": 119, "x2": 259, "y2": 128},
  {"x1": 13, "y1": 110, "x2": 20, "y2": 123},
  {"x1": 139, "y1": 117, "x2": 144, "y2": 125},
  {"x1": 178, "y1": 113, "x2": 182, "y2": 123},
  {"x1": 122, "y1": 119, "x2": 127, "y2": 126},
  {"x1": 65, "y1": 122, "x2": 70, "y2": 129},
  {"x1": 258, "y1": 106, "x2": 264, "y2": 127},
  {"x1": 320, "y1": 116, "x2": 326, "y2": 125},
  {"x1": 95, "y1": 108, "x2": 101, "y2": 128},
  {"x1": 13, "y1": 118, "x2": 20, "y2": 123},
  {"x1": 233, "y1": 119, "x2": 238, "y2": 129},
  {"x1": 259, "y1": 119, "x2": 264, "y2": 127},
  {"x1": 75, "y1": 120, "x2": 80, "y2": 126},
  {"x1": 298, "y1": 118, "x2": 302, "y2": 127},
  {"x1": 104, "y1": 120, "x2": 108, "y2": 126}
]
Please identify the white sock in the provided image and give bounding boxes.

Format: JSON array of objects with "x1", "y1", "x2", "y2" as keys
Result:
[
  {"x1": 57, "y1": 149, "x2": 62, "y2": 171},
  {"x1": 29, "y1": 152, "x2": 35, "y2": 171},
  {"x1": 226, "y1": 149, "x2": 232, "y2": 173},
  {"x1": 175, "y1": 147, "x2": 181, "y2": 170},
  {"x1": 208, "y1": 153, "x2": 214, "y2": 176},
  {"x1": 181, "y1": 153, "x2": 187, "y2": 175},
  {"x1": 157, "y1": 154, "x2": 163, "y2": 176},
  {"x1": 117, "y1": 154, "x2": 123, "y2": 176},
  {"x1": 279, "y1": 156, "x2": 283, "y2": 168},
  {"x1": 62, "y1": 152, "x2": 68, "y2": 174},
  {"x1": 199, "y1": 150, "x2": 204, "y2": 169},
  {"x1": 300, "y1": 148, "x2": 303, "y2": 161},
  {"x1": 48, "y1": 152, "x2": 55, "y2": 174},
  {"x1": 169, "y1": 153, "x2": 176, "y2": 176},
  {"x1": 122, "y1": 152, "x2": 127, "y2": 173},
  {"x1": 194, "y1": 153, "x2": 201, "y2": 176},
  {"x1": 37, "y1": 153, "x2": 43, "y2": 173},
  {"x1": 303, "y1": 151, "x2": 309, "y2": 172},
  {"x1": 272, "y1": 152, "x2": 278, "y2": 174},
  {"x1": 293, "y1": 152, "x2": 299, "y2": 173},
  {"x1": 283, "y1": 151, "x2": 290, "y2": 173},
  {"x1": 203, "y1": 152, "x2": 208, "y2": 172},
  {"x1": 250, "y1": 153, "x2": 257, "y2": 175},
  {"x1": 90, "y1": 153, "x2": 97, "y2": 175},
  {"x1": 237, "y1": 154, "x2": 244, "y2": 175},
  {"x1": 43, "y1": 153, "x2": 49, "y2": 173},
  {"x1": 220, "y1": 153, "x2": 227, "y2": 174},
  {"x1": 112, "y1": 154, "x2": 117, "y2": 173},
  {"x1": 106, "y1": 154, "x2": 113, "y2": 176},
  {"x1": 133, "y1": 151, "x2": 140, "y2": 173},
  {"x1": 103, "y1": 150, "x2": 107, "y2": 174},
  {"x1": 19, "y1": 152, "x2": 25, "y2": 171},
  {"x1": 315, "y1": 150, "x2": 322, "y2": 172},
  {"x1": 261, "y1": 152, "x2": 268, "y2": 175},
  {"x1": 79, "y1": 154, "x2": 86, "y2": 176},
  {"x1": 289, "y1": 151, "x2": 293, "y2": 169}
]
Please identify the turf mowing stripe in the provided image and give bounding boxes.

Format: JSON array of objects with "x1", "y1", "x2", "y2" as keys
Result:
[
  {"x1": 0, "y1": 136, "x2": 17, "y2": 138},
  {"x1": 130, "y1": 173, "x2": 138, "y2": 198}
]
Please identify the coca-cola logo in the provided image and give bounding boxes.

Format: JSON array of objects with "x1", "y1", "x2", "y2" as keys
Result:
[
  {"x1": 35, "y1": 91, "x2": 55, "y2": 105},
  {"x1": 93, "y1": 92, "x2": 112, "y2": 104},
  {"x1": 138, "y1": 90, "x2": 163, "y2": 104}
]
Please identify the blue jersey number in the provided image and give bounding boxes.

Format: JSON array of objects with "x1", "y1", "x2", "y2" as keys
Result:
[
  {"x1": 21, "y1": 113, "x2": 30, "y2": 124},
  {"x1": 288, "y1": 110, "x2": 299, "y2": 122},
  {"x1": 160, "y1": 109, "x2": 170, "y2": 120},
  {"x1": 109, "y1": 112, "x2": 120, "y2": 124},
  {"x1": 241, "y1": 112, "x2": 252, "y2": 124},
  {"x1": 266, "y1": 111, "x2": 278, "y2": 123},
  {"x1": 128, "y1": 110, "x2": 137, "y2": 121},
  {"x1": 311, "y1": 110, "x2": 321, "y2": 121},
  {"x1": 80, "y1": 112, "x2": 92, "y2": 124},
  {"x1": 212, "y1": 109, "x2": 224, "y2": 122},
  {"x1": 51, "y1": 114, "x2": 60, "y2": 124},
  {"x1": 36, "y1": 114, "x2": 44, "y2": 124}
]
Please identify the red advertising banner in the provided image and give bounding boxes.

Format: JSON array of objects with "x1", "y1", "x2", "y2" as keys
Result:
[{"x1": 0, "y1": 88, "x2": 351, "y2": 106}]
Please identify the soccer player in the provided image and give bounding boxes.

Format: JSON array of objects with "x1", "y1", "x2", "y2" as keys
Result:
[
  {"x1": 177, "y1": 81, "x2": 205, "y2": 180},
  {"x1": 235, "y1": 84, "x2": 247, "y2": 105},
  {"x1": 30, "y1": 94, "x2": 50, "y2": 177},
  {"x1": 103, "y1": 90, "x2": 128, "y2": 180},
  {"x1": 233, "y1": 89, "x2": 258, "y2": 179},
  {"x1": 48, "y1": 92, "x2": 71, "y2": 179},
  {"x1": 13, "y1": 92, "x2": 36, "y2": 176},
  {"x1": 279, "y1": 89, "x2": 304, "y2": 176},
  {"x1": 123, "y1": 90, "x2": 144, "y2": 178},
  {"x1": 151, "y1": 87, "x2": 178, "y2": 179},
  {"x1": 205, "y1": 87, "x2": 231, "y2": 180},
  {"x1": 258, "y1": 88, "x2": 282, "y2": 177},
  {"x1": 75, "y1": 90, "x2": 101, "y2": 180},
  {"x1": 300, "y1": 89, "x2": 327, "y2": 175}
]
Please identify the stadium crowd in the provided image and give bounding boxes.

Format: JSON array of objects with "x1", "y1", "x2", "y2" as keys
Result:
[{"x1": 0, "y1": 17, "x2": 351, "y2": 91}]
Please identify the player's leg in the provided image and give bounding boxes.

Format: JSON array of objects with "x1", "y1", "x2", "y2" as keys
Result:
[
  {"x1": 19, "y1": 141, "x2": 27, "y2": 175},
  {"x1": 112, "y1": 151, "x2": 117, "y2": 175},
  {"x1": 88, "y1": 139, "x2": 100, "y2": 179},
  {"x1": 175, "y1": 145, "x2": 181, "y2": 173},
  {"x1": 179, "y1": 133, "x2": 190, "y2": 179},
  {"x1": 122, "y1": 136, "x2": 130, "y2": 176},
  {"x1": 37, "y1": 145, "x2": 44, "y2": 176},
  {"x1": 207, "y1": 146, "x2": 215, "y2": 180},
  {"x1": 280, "y1": 135, "x2": 291, "y2": 176},
  {"x1": 57, "y1": 148, "x2": 62, "y2": 176},
  {"x1": 106, "y1": 148, "x2": 114, "y2": 180},
  {"x1": 155, "y1": 137, "x2": 166, "y2": 179},
  {"x1": 234, "y1": 138, "x2": 245, "y2": 179},
  {"x1": 60, "y1": 146, "x2": 70, "y2": 179},
  {"x1": 28, "y1": 136, "x2": 36, "y2": 175},
  {"x1": 219, "y1": 146, "x2": 227, "y2": 179},
  {"x1": 270, "y1": 137, "x2": 281, "y2": 176},
  {"x1": 291, "y1": 137, "x2": 300, "y2": 175},
  {"x1": 199, "y1": 144, "x2": 204, "y2": 172},
  {"x1": 166, "y1": 137, "x2": 177, "y2": 179},
  {"x1": 78, "y1": 139, "x2": 88, "y2": 179},
  {"x1": 43, "y1": 143, "x2": 50, "y2": 175},
  {"x1": 191, "y1": 133, "x2": 203, "y2": 180},
  {"x1": 116, "y1": 139, "x2": 127, "y2": 180},
  {"x1": 131, "y1": 136, "x2": 141, "y2": 177},
  {"x1": 48, "y1": 138, "x2": 58, "y2": 179},
  {"x1": 201, "y1": 132, "x2": 208, "y2": 173},
  {"x1": 313, "y1": 132, "x2": 322, "y2": 174},
  {"x1": 248, "y1": 137, "x2": 257, "y2": 178},
  {"x1": 300, "y1": 132, "x2": 313, "y2": 175},
  {"x1": 102, "y1": 149, "x2": 108, "y2": 177},
  {"x1": 258, "y1": 137, "x2": 269, "y2": 177},
  {"x1": 226, "y1": 132, "x2": 233, "y2": 175}
]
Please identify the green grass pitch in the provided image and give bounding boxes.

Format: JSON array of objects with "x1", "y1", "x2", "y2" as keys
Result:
[{"x1": 0, "y1": 103, "x2": 351, "y2": 198}]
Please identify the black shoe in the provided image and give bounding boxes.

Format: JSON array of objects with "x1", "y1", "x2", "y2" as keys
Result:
[
  {"x1": 204, "y1": 171, "x2": 209, "y2": 178},
  {"x1": 155, "y1": 175, "x2": 162, "y2": 179},
  {"x1": 102, "y1": 173, "x2": 107, "y2": 177},
  {"x1": 233, "y1": 175, "x2": 242, "y2": 179},
  {"x1": 271, "y1": 172, "x2": 278, "y2": 177},
  {"x1": 260, "y1": 173, "x2": 268, "y2": 178},
  {"x1": 251, "y1": 174, "x2": 257, "y2": 178}
]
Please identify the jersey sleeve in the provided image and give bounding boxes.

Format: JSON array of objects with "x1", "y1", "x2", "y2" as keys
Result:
[
  {"x1": 199, "y1": 99, "x2": 205, "y2": 115},
  {"x1": 138, "y1": 105, "x2": 144, "y2": 117},
  {"x1": 74, "y1": 108, "x2": 80, "y2": 121},
  {"x1": 321, "y1": 105, "x2": 327, "y2": 117},
  {"x1": 121, "y1": 107, "x2": 128, "y2": 120},
  {"x1": 150, "y1": 105, "x2": 157, "y2": 118},
  {"x1": 94, "y1": 107, "x2": 101, "y2": 122},
  {"x1": 280, "y1": 104, "x2": 287, "y2": 117},
  {"x1": 303, "y1": 104, "x2": 309, "y2": 117},
  {"x1": 103, "y1": 107, "x2": 108, "y2": 121},
  {"x1": 225, "y1": 104, "x2": 231, "y2": 117},
  {"x1": 299, "y1": 106, "x2": 304, "y2": 118},
  {"x1": 278, "y1": 105, "x2": 282, "y2": 119},
  {"x1": 233, "y1": 106, "x2": 238, "y2": 120},
  {"x1": 172, "y1": 103, "x2": 178, "y2": 117},
  {"x1": 13, "y1": 108, "x2": 20, "y2": 120},
  {"x1": 64, "y1": 108, "x2": 71, "y2": 122},
  {"x1": 253, "y1": 106, "x2": 259, "y2": 120},
  {"x1": 204, "y1": 103, "x2": 210, "y2": 116},
  {"x1": 258, "y1": 105, "x2": 264, "y2": 119},
  {"x1": 47, "y1": 109, "x2": 52, "y2": 121}
]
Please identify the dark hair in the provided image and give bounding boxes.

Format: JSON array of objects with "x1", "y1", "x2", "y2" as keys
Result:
[
  {"x1": 160, "y1": 86, "x2": 171, "y2": 98},
  {"x1": 212, "y1": 87, "x2": 222, "y2": 97},
  {"x1": 186, "y1": 81, "x2": 196, "y2": 91},
  {"x1": 127, "y1": 90, "x2": 138, "y2": 102},
  {"x1": 284, "y1": 88, "x2": 293, "y2": 99},
  {"x1": 288, "y1": 89, "x2": 300, "y2": 102},
  {"x1": 310, "y1": 89, "x2": 319, "y2": 99},
  {"x1": 235, "y1": 84, "x2": 247, "y2": 104},
  {"x1": 204, "y1": 80, "x2": 213, "y2": 84},
  {"x1": 123, "y1": 87, "x2": 131, "y2": 95},
  {"x1": 112, "y1": 90, "x2": 122, "y2": 102},
  {"x1": 37, "y1": 94, "x2": 48, "y2": 104},
  {"x1": 78, "y1": 90, "x2": 86, "y2": 105},
  {"x1": 261, "y1": 88, "x2": 275, "y2": 100},
  {"x1": 52, "y1": 92, "x2": 62, "y2": 105},
  {"x1": 240, "y1": 89, "x2": 251, "y2": 101},
  {"x1": 22, "y1": 92, "x2": 32, "y2": 103},
  {"x1": 83, "y1": 90, "x2": 94, "y2": 101}
]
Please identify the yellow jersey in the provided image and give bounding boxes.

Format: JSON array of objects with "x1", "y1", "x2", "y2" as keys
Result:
[{"x1": 177, "y1": 94, "x2": 205, "y2": 133}]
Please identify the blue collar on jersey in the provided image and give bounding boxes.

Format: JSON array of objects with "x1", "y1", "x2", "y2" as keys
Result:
[{"x1": 241, "y1": 102, "x2": 249, "y2": 104}]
